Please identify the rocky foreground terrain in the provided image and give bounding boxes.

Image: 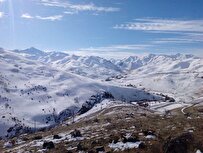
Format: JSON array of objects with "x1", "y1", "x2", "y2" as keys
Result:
[
  {"x1": 1, "y1": 101, "x2": 203, "y2": 153},
  {"x1": 0, "y1": 48, "x2": 203, "y2": 153}
]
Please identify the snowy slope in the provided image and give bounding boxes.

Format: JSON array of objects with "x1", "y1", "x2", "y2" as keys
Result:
[
  {"x1": 0, "y1": 49, "x2": 162, "y2": 137},
  {"x1": 11, "y1": 48, "x2": 203, "y2": 101},
  {"x1": 1, "y1": 47, "x2": 202, "y2": 138},
  {"x1": 12, "y1": 48, "x2": 122, "y2": 79},
  {"x1": 112, "y1": 54, "x2": 203, "y2": 102},
  {"x1": 113, "y1": 53, "x2": 203, "y2": 71}
]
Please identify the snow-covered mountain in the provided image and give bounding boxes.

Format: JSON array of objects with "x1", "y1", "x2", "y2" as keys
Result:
[
  {"x1": 12, "y1": 48, "x2": 122, "y2": 79},
  {"x1": 0, "y1": 47, "x2": 202, "y2": 138},
  {"x1": 10, "y1": 47, "x2": 203, "y2": 101},
  {"x1": 0, "y1": 48, "x2": 163, "y2": 137},
  {"x1": 11, "y1": 48, "x2": 203, "y2": 78},
  {"x1": 112, "y1": 53, "x2": 203, "y2": 102},
  {"x1": 12, "y1": 48, "x2": 203, "y2": 75},
  {"x1": 114, "y1": 53, "x2": 202, "y2": 71}
]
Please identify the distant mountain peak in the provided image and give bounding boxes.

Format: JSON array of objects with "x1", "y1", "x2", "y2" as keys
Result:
[{"x1": 22, "y1": 47, "x2": 44, "y2": 53}]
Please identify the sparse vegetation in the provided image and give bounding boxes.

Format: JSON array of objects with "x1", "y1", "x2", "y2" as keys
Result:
[{"x1": 1, "y1": 104, "x2": 202, "y2": 153}]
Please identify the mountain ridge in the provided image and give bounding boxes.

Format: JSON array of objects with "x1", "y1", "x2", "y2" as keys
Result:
[
  {"x1": 0, "y1": 48, "x2": 165, "y2": 138},
  {"x1": 0, "y1": 47, "x2": 202, "y2": 138}
]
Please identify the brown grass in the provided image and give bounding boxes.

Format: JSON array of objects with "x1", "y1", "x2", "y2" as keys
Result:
[{"x1": 1, "y1": 105, "x2": 203, "y2": 153}]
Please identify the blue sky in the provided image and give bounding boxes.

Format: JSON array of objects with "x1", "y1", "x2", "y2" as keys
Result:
[{"x1": 0, "y1": 0, "x2": 203, "y2": 56}]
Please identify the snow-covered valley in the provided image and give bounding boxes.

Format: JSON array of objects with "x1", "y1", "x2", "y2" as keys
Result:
[{"x1": 0, "y1": 47, "x2": 203, "y2": 139}]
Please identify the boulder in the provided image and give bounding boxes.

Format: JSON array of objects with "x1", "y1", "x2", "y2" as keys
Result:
[
  {"x1": 94, "y1": 146, "x2": 105, "y2": 152},
  {"x1": 138, "y1": 142, "x2": 146, "y2": 149},
  {"x1": 71, "y1": 129, "x2": 82, "y2": 138},
  {"x1": 163, "y1": 133, "x2": 193, "y2": 153},
  {"x1": 77, "y1": 143, "x2": 83, "y2": 151},
  {"x1": 32, "y1": 135, "x2": 42, "y2": 140},
  {"x1": 53, "y1": 134, "x2": 62, "y2": 139},
  {"x1": 122, "y1": 136, "x2": 138, "y2": 143},
  {"x1": 43, "y1": 141, "x2": 55, "y2": 149}
]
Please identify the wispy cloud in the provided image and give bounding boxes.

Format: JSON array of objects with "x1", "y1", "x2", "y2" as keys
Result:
[
  {"x1": 64, "y1": 11, "x2": 77, "y2": 15},
  {"x1": 21, "y1": 1, "x2": 119, "y2": 22},
  {"x1": 39, "y1": 0, "x2": 120, "y2": 12},
  {"x1": 0, "y1": 12, "x2": 4, "y2": 18},
  {"x1": 67, "y1": 45, "x2": 149, "y2": 59},
  {"x1": 36, "y1": 15, "x2": 63, "y2": 21},
  {"x1": 21, "y1": 13, "x2": 34, "y2": 19},
  {"x1": 67, "y1": 3, "x2": 120, "y2": 12},
  {"x1": 75, "y1": 40, "x2": 203, "y2": 58},
  {"x1": 78, "y1": 44, "x2": 151, "y2": 52},
  {"x1": 114, "y1": 18, "x2": 203, "y2": 44},
  {"x1": 114, "y1": 18, "x2": 203, "y2": 33},
  {"x1": 152, "y1": 37, "x2": 203, "y2": 45},
  {"x1": 67, "y1": 50, "x2": 147, "y2": 59},
  {"x1": 21, "y1": 13, "x2": 63, "y2": 21}
]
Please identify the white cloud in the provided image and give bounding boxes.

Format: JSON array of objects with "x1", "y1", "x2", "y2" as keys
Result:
[
  {"x1": 64, "y1": 11, "x2": 77, "y2": 15},
  {"x1": 66, "y1": 50, "x2": 147, "y2": 59},
  {"x1": 78, "y1": 44, "x2": 151, "y2": 52},
  {"x1": 184, "y1": 32, "x2": 203, "y2": 42},
  {"x1": 0, "y1": 12, "x2": 4, "y2": 18},
  {"x1": 21, "y1": 13, "x2": 34, "y2": 19},
  {"x1": 0, "y1": 0, "x2": 5, "y2": 3},
  {"x1": 21, "y1": 13, "x2": 63, "y2": 21},
  {"x1": 36, "y1": 15, "x2": 63, "y2": 21},
  {"x1": 75, "y1": 41, "x2": 203, "y2": 58},
  {"x1": 39, "y1": 0, "x2": 120, "y2": 12},
  {"x1": 114, "y1": 18, "x2": 203, "y2": 44},
  {"x1": 114, "y1": 18, "x2": 203, "y2": 33},
  {"x1": 68, "y1": 3, "x2": 120, "y2": 12},
  {"x1": 152, "y1": 37, "x2": 203, "y2": 44}
]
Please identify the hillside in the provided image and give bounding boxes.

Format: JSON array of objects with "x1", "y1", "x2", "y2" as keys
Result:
[
  {"x1": 11, "y1": 48, "x2": 203, "y2": 101},
  {"x1": 0, "y1": 48, "x2": 202, "y2": 153},
  {"x1": 0, "y1": 49, "x2": 163, "y2": 138},
  {"x1": 1, "y1": 102, "x2": 203, "y2": 153}
]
